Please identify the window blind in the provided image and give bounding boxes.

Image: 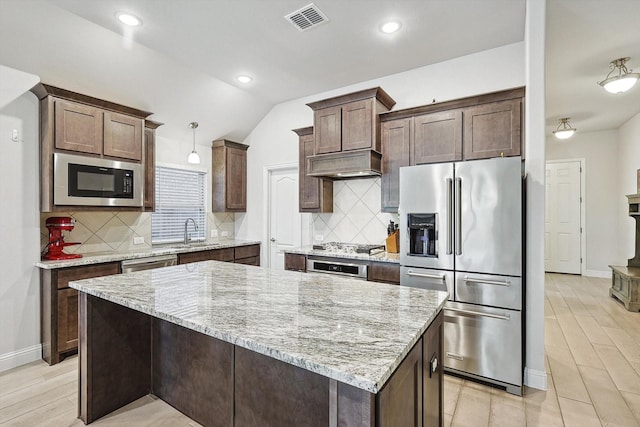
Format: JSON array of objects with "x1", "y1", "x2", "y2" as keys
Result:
[{"x1": 152, "y1": 166, "x2": 206, "y2": 244}]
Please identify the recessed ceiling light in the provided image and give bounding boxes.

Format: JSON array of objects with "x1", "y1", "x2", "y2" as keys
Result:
[
  {"x1": 380, "y1": 21, "x2": 401, "y2": 34},
  {"x1": 116, "y1": 12, "x2": 142, "y2": 27},
  {"x1": 236, "y1": 75, "x2": 253, "y2": 84}
]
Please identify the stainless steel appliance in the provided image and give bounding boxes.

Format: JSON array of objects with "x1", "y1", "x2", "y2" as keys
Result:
[
  {"x1": 121, "y1": 254, "x2": 177, "y2": 273},
  {"x1": 307, "y1": 255, "x2": 368, "y2": 279},
  {"x1": 399, "y1": 156, "x2": 523, "y2": 395},
  {"x1": 54, "y1": 152, "x2": 143, "y2": 207}
]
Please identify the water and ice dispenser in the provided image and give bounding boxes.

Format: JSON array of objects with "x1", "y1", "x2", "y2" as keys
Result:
[{"x1": 407, "y1": 213, "x2": 437, "y2": 257}]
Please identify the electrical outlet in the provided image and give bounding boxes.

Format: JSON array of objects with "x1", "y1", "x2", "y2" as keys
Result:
[
  {"x1": 133, "y1": 236, "x2": 144, "y2": 245},
  {"x1": 11, "y1": 129, "x2": 19, "y2": 142},
  {"x1": 315, "y1": 235, "x2": 323, "y2": 241},
  {"x1": 221, "y1": 231, "x2": 229, "y2": 237},
  {"x1": 210, "y1": 229, "x2": 218, "y2": 238}
]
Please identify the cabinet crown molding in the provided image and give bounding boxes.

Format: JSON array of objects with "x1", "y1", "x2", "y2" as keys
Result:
[
  {"x1": 292, "y1": 126, "x2": 313, "y2": 136},
  {"x1": 306, "y1": 87, "x2": 396, "y2": 111},
  {"x1": 212, "y1": 139, "x2": 249, "y2": 151}
]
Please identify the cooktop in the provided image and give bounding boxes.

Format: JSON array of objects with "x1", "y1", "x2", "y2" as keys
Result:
[{"x1": 312, "y1": 242, "x2": 385, "y2": 255}]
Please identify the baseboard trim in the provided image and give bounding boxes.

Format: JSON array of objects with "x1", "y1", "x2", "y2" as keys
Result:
[
  {"x1": 584, "y1": 269, "x2": 611, "y2": 279},
  {"x1": 0, "y1": 344, "x2": 42, "y2": 373},
  {"x1": 524, "y1": 367, "x2": 547, "y2": 390}
]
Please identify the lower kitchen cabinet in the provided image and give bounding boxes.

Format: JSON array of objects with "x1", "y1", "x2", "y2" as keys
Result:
[
  {"x1": 40, "y1": 262, "x2": 121, "y2": 365},
  {"x1": 284, "y1": 253, "x2": 307, "y2": 272},
  {"x1": 234, "y1": 244, "x2": 261, "y2": 266},
  {"x1": 177, "y1": 244, "x2": 261, "y2": 266},
  {"x1": 368, "y1": 262, "x2": 400, "y2": 285},
  {"x1": 423, "y1": 311, "x2": 444, "y2": 427}
]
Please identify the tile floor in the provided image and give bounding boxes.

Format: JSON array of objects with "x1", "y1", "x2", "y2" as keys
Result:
[{"x1": 0, "y1": 273, "x2": 638, "y2": 426}]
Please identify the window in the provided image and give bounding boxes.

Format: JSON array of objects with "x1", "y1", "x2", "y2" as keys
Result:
[{"x1": 152, "y1": 166, "x2": 206, "y2": 244}]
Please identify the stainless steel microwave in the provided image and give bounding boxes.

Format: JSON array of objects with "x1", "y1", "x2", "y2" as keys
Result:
[{"x1": 53, "y1": 152, "x2": 143, "y2": 207}]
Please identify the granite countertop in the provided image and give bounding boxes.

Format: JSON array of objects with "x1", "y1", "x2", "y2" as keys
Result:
[
  {"x1": 285, "y1": 246, "x2": 400, "y2": 264},
  {"x1": 36, "y1": 239, "x2": 261, "y2": 269},
  {"x1": 69, "y1": 261, "x2": 447, "y2": 393}
]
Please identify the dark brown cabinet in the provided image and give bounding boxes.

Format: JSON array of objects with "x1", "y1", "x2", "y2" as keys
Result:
[
  {"x1": 381, "y1": 119, "x2": 411, "y2": 212},
  {"x1": 212, "y1": 139, "x2": 249, "y2": 212},
  {"x1": 463, "y1": 98, "x2": 522, "y2": 160},
  {"x1": 40, "y1": 262, "x2": 121, "y2": 365},
  {"x1": 367, "y1": 262, "x2": 400, "y2": 285},
  {"x1": 177, "y1": 244, "x2": 261, "y2": 266},
  {"x1": 103, "y1": 111, "x2": 143, "y2": 161},
  {"x1": 54, "y1": 99, "x2": 103, "y2": 155},
  {"x1": 284, "y1": 253, "x2": 307, "y2": 272},
  {"x1": 143, "y1": 120, "x2": 162, "y2": 212},
  {"x1": 413, "y1": 110, "x2": 463, "y2": 165},
  {"x1": 293, "y1": 127, "x2": 333, "y2": 213},
  {"x1": 314, "y1": 106, "x2": 342, "y2": 154},
  {"x1": 423, "y1": 311, "x2": 444, "y2": 427},
  {"x1": 234, "y1": 244, "x2": 261, "y2": 266}
]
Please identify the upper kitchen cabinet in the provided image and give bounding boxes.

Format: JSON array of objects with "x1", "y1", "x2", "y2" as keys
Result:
[
  {"x1": 212, "y1": 139, "x2": 249, "y2": 212},
  {"x1": 143, "y1": 120, "x2": 163, "y2": 212},
  {"x1": 293, "y1": 127, "x2": 332, "y2": 213},
  {"x1": 412, "y1": 110, "x2": 463, "y2": 165},
  {"x1": 307, "y1": 87, "x2": 395, "y2": 155},
  {"x1": 462, "y1": 98, "x2": 522, "y2": 160},
  {"x1": 381, "y1": 118, "x2": 410, "y2": 212},
  {"x1": 31, "y1": 84, "x2": 153, "y2": 212}
]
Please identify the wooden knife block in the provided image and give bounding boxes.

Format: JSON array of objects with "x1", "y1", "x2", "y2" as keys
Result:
[{"x1": 386, "y1": 230, "x2": 399, "y2": 253}]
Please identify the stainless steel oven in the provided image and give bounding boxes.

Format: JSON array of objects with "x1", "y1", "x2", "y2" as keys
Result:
[
  {"x1": 306, "y1": 256, "x2": 368, "y2": 280},
  {"x1": 54, "y1": 152, "x2": 143, "y2": 207}
]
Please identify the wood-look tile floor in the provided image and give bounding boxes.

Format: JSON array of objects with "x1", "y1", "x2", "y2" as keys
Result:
[{"x1": 1, "y1": 273, "x2": 638, "y2": 426}]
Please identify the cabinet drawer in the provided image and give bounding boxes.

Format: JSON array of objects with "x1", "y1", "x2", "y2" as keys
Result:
[
  {"x1": 178, "y1": 248, "x2": 235, "y2": 264},
  {"x1": 284, "y1": 253, "x2": 307, "y2": 272},
  {"x1": 235, "y1": 256, "x2": 260, "y2": 266},
  {"x1": 234, "y1": 245, "x2": 260, "y2": 260},
  {"x1": 56, "y1": 262, "x2": 120, "y2": 289},
  {"x1": 368, "y1": 262, "x2": 400, "y2": 285}
]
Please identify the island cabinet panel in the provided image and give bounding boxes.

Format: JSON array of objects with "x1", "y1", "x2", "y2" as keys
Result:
[
  {"x1": 79, "y1": 294, "x2": 151, "y2": 424},
  {"x1": 284, "y1": 253, "x2": 307, "y2": 272},
  {"x1": 54, "y1": 99, "x2": 103, "y2": 155},
  {"x1": 376, "y1": 337, "x2": 424, "y2": 427},
  {"x1": 423, "y1": 311, "x2": 444, "y2": 427},
  {"x1": 367, "y1": 262, "x2": 400, "y2": 285},
  {"x1": 381, "y1": 118, "x2": 411, "y2": 212},
  {"x1": 463, "y1": 98, "x2": 522, "y2": 160},
  {"x1": 412, "y1": 110, "x2": 463, "y2": 165},
  {"x1": 178, "y1": 248, "x2": 235, "y2": 264},
  {"x1": 152, "y1": 318, "x2": 233, "y2": 427},
  {"x1": 103, "y1": 111, "x2": 143, "y2": 161},
  {"x1": 40, "y1": 262, "x2": 120, "y2": 365}
]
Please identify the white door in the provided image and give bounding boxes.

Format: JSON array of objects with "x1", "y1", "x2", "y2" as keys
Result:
[
  {"x1": 545, "y1": 161, "x2": 582, "y2": 274},
  {"x1": 268, "y1": 168, "x2": 300, "y2": 270}
]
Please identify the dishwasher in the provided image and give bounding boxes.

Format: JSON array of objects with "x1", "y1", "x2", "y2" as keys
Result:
[{"x1": 121, "y1": 254, "x2": 178, "y2": 273}]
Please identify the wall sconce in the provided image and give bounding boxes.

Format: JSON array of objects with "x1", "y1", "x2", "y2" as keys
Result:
[
  {"x1": 553, "y1": 118, "x2": 577, "y2": 140},
  {"x1": 187, "y1": 122, "x2": 200, "y2": 164},
  {"x1": 598, "y1": 57, "x2": 639, "y2": 94}
]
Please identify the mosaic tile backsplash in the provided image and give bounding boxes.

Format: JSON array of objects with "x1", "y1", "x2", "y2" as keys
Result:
[
  {"x1": 40, "y1": 212, "x2": 235, "y2": 255},
  {"x1": 312, "y1": 178, "x2": 399, "y2": 245}
]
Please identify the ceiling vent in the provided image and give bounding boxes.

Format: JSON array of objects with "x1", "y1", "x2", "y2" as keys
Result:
[{"x1": 285, "y1": 3, "x2": 329, "y2": 32}]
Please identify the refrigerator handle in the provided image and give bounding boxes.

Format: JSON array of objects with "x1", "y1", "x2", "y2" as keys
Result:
[
  {"x1": 455, "y1": 177, "x2": 462, "y2": 255},
  {"x1": 446, "y1": 177, "x2": 453, "y2": 255}
]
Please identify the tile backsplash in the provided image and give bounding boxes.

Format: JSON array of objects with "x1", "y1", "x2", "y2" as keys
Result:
[
  {"x1": 312, "y1": 178, "x2": 398, "y2": 245},
  {"x1": 40, "y1": 212, "x2": 235, "y2": 255}
]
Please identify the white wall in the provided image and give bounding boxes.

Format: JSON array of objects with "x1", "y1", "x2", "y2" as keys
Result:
[
  {"x1": 618, "y1": 112, "x2": 640, "y2": 262},
  {"x1": 0, "y1": 92, "x2": 41, "y2": 371},
  {"x1": 546, "y1": 130, "x2": 622, "y2": 274}
]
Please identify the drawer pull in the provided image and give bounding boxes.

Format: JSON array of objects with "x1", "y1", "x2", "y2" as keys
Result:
[
  {"x1": 446, "y1": 307, "x2": 511, "y2": 321},
  {"x1": 464, "y1": 276, "x2": 511, "y2": 287},
  {"x1": 446, "y1": 352, "x2": 464, "y2": 361},
  {"x1": 407, "y1": 271, "x2": 445, "y2": 281}
]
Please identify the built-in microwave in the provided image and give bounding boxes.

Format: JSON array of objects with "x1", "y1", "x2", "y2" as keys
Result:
[{"x1": 53, "y1": 152, "x2": 143, "y2": 207}]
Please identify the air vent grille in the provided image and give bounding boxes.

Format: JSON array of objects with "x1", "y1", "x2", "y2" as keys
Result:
[{"x1": 285, "y1": 3, "x2": 329, "y2": 32}]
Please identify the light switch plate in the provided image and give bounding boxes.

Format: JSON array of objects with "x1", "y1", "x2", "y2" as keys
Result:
[
  {"x1": 221, "y1": 231, "x2": 229, "y2": 237},
  {"x1": 133, "y1": 236, "x2": 144, "y2": 245},
  {"x1": 210, "y1": 229, "x2": 218, "y2": 237}
]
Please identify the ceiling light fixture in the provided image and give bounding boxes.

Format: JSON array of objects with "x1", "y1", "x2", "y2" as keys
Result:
[
  {"x1": 187, "y1": 122, "x2": 200, "y2": 164},
  {"x1": 116, "y1": 12, "x2": 142, "y2": 27},
  {"x1": 598, "y1": 57, "x2": 639, "y2": 94},
  {"x1": 380, "y1": 21, "x2": 401, "y2": 34},
  {"x1": 236, "y1": 75, "x2": 253, "y2": 84},
  {"x1": 552, "y1": 118, "x2": 577, "y2": 140}
]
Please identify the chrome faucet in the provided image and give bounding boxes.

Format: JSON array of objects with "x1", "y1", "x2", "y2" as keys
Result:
[{"x1": 184, "y1": 218, "x2": 198, "y2": 245}]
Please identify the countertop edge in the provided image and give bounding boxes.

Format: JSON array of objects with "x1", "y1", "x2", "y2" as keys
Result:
[{"x1": 284, "y1": 247, "x2": 400, "y2": 264}]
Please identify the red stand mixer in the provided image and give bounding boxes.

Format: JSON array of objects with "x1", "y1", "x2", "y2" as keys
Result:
[{"x1": 43, "y1": 217, "x2": 83, "y2": 260}]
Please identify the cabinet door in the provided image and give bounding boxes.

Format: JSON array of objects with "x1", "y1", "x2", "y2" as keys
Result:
[
  {"x1": 144, "y1": 128, "x2": 156, "y2": 211},
  {"x1": 299, "y1": 134, "x2": 320, "y2": 211},
  {"x1": 54, "y1": 100, "x2": 103, "y2": 155},
  {"x1": 381, "y1": 118, "x2": 411, "y2": 212},
  {"x1": 178, "y1": 248, "x2": 235, "y2": 264},
  {"x1": 225, "y1": 146, "x2": 247, "y2": 211},
  {"x1": 463, "y1": 98, "x2": 521, "y2": 160},
  {"x1": 423, "y1": 311, "x2": 443, "y2": 427},
  {"x1": 412, "y1": 110, "x2": 462, "y2": 165},
  {"x1": 342, "y1": 99, "x2": 373, "y2": 151},
  {"x1": 367, "y1": 262, "x2": 400, "y2": 285},
  {"x1": 103, "y1": 111, "x2": 143, "y2": 161},
  {"x1": 314, "y1": 106, "x2": 342, "y2": 154},
  {"x1": 284, "y1": 253, "x2": 307, "y2": 272},
  {"x1": 57, "y1": 288, "x2": 79, "y2": 352}
]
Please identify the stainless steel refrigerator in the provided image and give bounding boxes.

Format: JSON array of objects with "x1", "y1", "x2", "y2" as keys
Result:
[{"x1": 399, "y1": 156, "x2": 524, "y2": 395}]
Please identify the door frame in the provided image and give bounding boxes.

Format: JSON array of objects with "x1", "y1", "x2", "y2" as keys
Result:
[
  {"x1": 545, "y1": 158, "x2": 586, "y2": 276},
  {"x1": 262, "y1": 163, "x2": 309, "y2": 268}
]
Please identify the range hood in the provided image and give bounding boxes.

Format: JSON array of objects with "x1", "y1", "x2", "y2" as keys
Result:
[{"x1": 306, "y1": 149, "x2": 382, "y2": 179}]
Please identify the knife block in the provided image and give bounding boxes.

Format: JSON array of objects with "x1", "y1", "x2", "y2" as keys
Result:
[{"x1": 386, "y1": 230, "x2": 399, "y2": 253}]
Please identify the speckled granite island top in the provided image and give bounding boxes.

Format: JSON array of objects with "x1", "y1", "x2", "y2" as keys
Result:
[{"x1": 69, "y1": 261, "x2": 447, "y2": 393}]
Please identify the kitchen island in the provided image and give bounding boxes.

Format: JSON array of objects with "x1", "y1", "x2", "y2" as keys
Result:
[{"x1": 69, "y1": 260, "x2": 447, "y2": 427}]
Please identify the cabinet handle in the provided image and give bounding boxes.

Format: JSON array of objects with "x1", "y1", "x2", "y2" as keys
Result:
[
  {"x1": 446, "y1": 178, "x2": 453, "y2": 255},
  {"x1": 430, "y1": 354, "x2": 439, "y2": 377},
  {"x1": 463, "y1": 276, "x2": 512, "y2": 287},
  {"x1": 455, "y1": 177, "x2": 462, "y2": 256}
]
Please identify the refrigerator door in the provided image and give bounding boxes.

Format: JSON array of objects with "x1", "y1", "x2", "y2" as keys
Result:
[
  {"x1": 399, "y1": 163, "x2": 454, "y2": 270},
  {"x1": 454, "y1": 157, "x2": 522, "y2": 276}
]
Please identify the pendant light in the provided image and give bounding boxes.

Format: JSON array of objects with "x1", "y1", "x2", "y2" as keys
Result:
[
  {"x1": 552, "y1": 118, "x2": 577, "y2": 140},
  {"x1": 598, "y1": 57, "x2": 639, "y2": 94},
  {"x1": 187, "y1": 122, "x2": 200, "y2": 164}
]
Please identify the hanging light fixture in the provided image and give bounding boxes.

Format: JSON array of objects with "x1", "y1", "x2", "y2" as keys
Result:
[
  {"x1": 553, "y1": 118, "x2": 577, "y2": 140},
  {"x1": 187, "y1": 122, "x2": 200, "y2": 164},
  {"x1": 598, "y1": 57, "x2": 639, "y2": 94}
]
